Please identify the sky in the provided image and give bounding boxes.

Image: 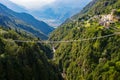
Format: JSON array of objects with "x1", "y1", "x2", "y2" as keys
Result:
[
  {"x1": 8, "y1": 0, "x2": 56, "y2": 10},
  {"x1": 0, "y1": 0, "x2": 92, "y2": 27},
  {"x1": 1, "y1": 0, "x2": 92, "y2": 11}
]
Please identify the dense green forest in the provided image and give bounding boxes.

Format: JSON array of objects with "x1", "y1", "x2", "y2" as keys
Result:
[
  {"x1": 0, "y1": 27, "x2": 62, "y2": 80},
  {"x1": 0, "y1": 0, "x2": 120, "y2": 80},
  {"x1": 49, "y1": 0, "x2": 120, "y2": 80}
]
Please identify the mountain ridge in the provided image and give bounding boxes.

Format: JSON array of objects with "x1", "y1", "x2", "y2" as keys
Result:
[
  {"x1": 49, "y1": 0, "x2": 120, "y2": 80},
  {"x1": 0, "y1": 3, "x2": 54, "y2": 40}
]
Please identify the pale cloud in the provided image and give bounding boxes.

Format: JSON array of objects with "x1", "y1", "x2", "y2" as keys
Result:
[
  {"x1": 9, "y1": 0, "x2": 56, "y2": 10},
  {"x1": 7, "y1": 0, "x2": 92, "y2": 11}
]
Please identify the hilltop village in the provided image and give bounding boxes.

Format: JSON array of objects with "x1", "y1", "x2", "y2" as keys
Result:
[
  {"x1": 99, "y1": 9, "x2": 120, "y2": 28},
  {"x1": 81, "y1": 9, "x2": 120, "y2": 29}
]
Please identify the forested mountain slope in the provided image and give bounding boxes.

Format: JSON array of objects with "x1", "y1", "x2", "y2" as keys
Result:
[
  {"x1": 49, "y1": 0, "x2": 120, "y2": 80},
  {"x1": 65, "y1": 0, "x2": 120, "y2": 23},
  {"x1": 0, "y1": 27, "x2": 62, "y2": 80},
  {"x1": 0, "y1": 3, "x2": 54, "y2": 40}
]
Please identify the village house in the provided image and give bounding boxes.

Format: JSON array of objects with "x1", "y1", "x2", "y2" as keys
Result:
[
  {"x1": 99, "y1": 9, "x2": 120, "y2": 28},
  {"x1": 99, "y1": 12, "x2": 114, "y2": 28}
]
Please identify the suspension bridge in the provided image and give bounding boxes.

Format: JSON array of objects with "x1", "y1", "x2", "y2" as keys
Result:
[{"x1": 4, "y1": 32, "x2": 120, "y2": 44}]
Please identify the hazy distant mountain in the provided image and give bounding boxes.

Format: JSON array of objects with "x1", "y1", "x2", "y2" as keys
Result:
[
  {"x1": 0, "y1": 0, "x2": 92, "y2": 27},
  {"x1": 0, "y1": 3, "x2": 54, "y2": 39},
  {"x1": 32, "y1": 7, "x2": 83, "y2": 27},
  {"x1": 31, "y1": 4, "x2": 91, "y2": 27}
]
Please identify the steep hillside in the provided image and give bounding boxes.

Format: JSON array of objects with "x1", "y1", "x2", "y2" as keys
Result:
[
  {"x1": 0, "y1": 3, "x2": 54, "y2": 39},
  {"x1": 65, "y1": 0, "x2": 120, "y2": 23},
  {"x1": 71, "y1": 0, "x2": 98, "y2": 20},
  {"x1": 64, "y1": 0, "x2": 98, "y2": 24},
  {"x1": 50, "y1": 0, "x2": 120, "y2": 80},
  {"x1": 15, "y1": 13, "x2": 54, "y2": 35},
  {"x1": 0, "y1": 27, "x2": 62, "y2": 80},
  {"x1": 0, "y1": 14, "x2": 48, "y2": 40}
]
